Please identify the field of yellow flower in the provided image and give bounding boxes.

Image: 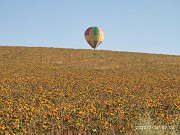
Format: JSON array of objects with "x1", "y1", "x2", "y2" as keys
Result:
[{"x1": 0, "y1": 46, "x2": 179, "y2": 134}]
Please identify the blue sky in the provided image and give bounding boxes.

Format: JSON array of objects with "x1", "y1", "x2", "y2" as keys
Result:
[{"x1": 0, "y1": 0, "x2": 180, "y2": 55}]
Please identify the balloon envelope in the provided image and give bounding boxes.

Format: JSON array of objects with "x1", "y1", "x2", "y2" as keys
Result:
[{"x1": 84, "y1": 27, "x2": 104, "y2": 50}]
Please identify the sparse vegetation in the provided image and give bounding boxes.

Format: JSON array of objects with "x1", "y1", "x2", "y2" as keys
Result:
[{"x1": 0, "y1": 46, "x2": 179, "y2": 134}]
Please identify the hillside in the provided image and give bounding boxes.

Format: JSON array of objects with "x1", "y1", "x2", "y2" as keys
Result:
[
  {"x1": 0, "y1": 46, "x2": 179, "y2": 77},
  {"x1": 0, "y1": 46, "x2": 179, "y2": 134}
]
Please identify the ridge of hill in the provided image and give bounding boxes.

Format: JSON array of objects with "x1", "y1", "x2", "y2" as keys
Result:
[{"x1": 0, "y1": 46, "x2": 179, "y2": 73}]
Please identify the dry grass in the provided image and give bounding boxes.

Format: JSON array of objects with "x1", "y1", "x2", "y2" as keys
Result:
[{"x1": 0, "y1": 46, "x2": 179, "y2": 134}]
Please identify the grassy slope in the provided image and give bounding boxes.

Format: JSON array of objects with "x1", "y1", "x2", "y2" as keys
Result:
[
  {"x1": 0, "y1": 46, "x2": 180, "y2": 134},
  {"x1": 1, "y1": 46, "x2": 179, "y2": 75}
]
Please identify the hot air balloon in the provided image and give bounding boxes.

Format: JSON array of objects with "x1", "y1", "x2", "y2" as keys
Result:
[{"x1": 84, "y1": 27, "x2": 104, "y2": 50}]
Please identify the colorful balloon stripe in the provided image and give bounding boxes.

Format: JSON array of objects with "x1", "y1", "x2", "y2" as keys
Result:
[
  {"x1": 94, "y1": 27, "x2": 99, "y2": 36},
  {"x1": 85, "y1": 27, "x2": 91, "y2": 36}
]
